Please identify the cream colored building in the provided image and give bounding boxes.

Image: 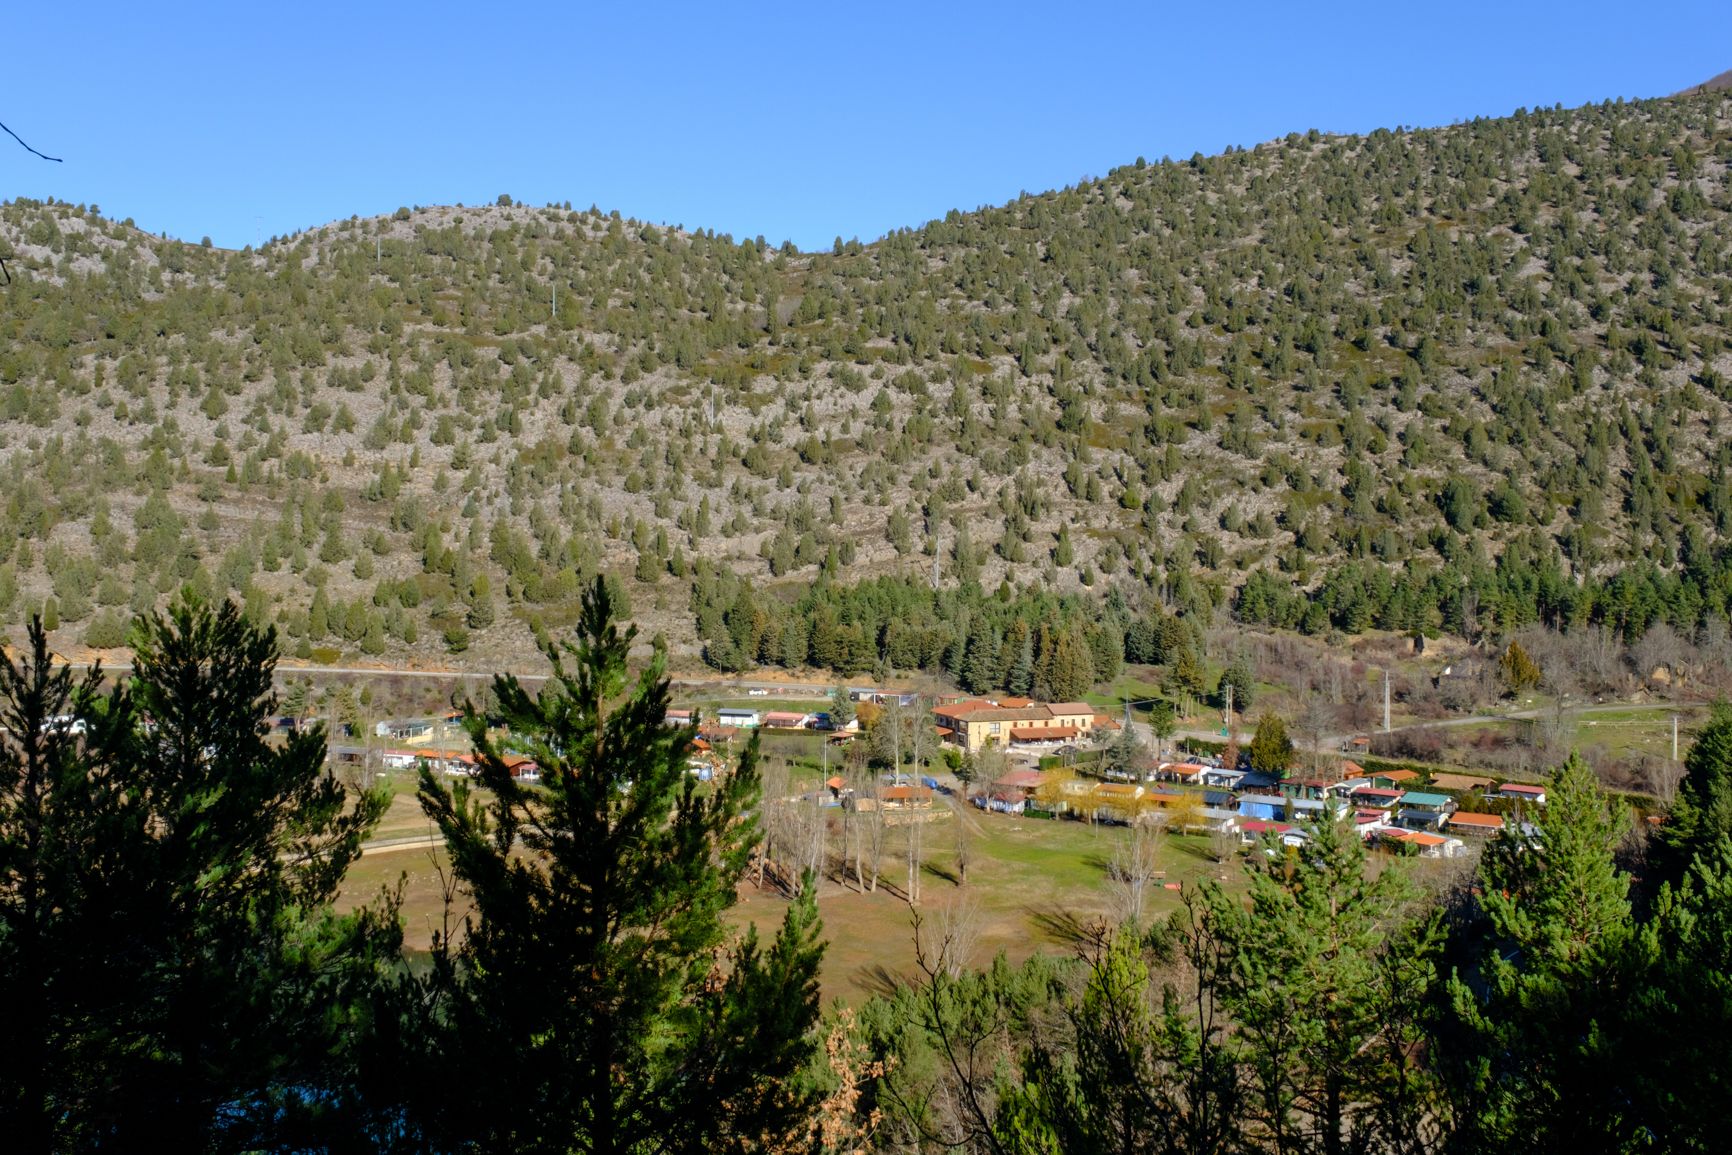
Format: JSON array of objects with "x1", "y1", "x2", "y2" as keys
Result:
[{"x1": 932, "y1": 698, "x2": 1103, "y2": 753}]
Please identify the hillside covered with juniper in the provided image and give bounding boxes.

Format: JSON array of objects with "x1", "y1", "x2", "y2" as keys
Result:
[{"x1": 0, "y1": 90, "x2": 1729, "y2": 667}]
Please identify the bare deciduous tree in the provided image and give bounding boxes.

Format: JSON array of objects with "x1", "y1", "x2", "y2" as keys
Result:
[{"x1": 1110, "y1": 820, "x2": 1163, "y2": 926}]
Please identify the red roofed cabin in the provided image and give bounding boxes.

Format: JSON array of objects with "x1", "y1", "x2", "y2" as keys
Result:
[
  {"x1": 501, "y1": 754, "x2": 540, "y2": 783},
  {"x1": 1498, "y1": 783, "x2": 1548, "y2": 805}
]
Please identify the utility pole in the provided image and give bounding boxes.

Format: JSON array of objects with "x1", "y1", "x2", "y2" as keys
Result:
[
  {"x1": 1674, "y1": 713, "x2": 1680, "y2": 762},
  {"x1": 1224, "y1": 681, "x2": 1233, "y2": 735},
  {"x1": 551, "y1": 279, "x2": 557, "y2": 321},
  {"x1": 376, "y1": 234, "x2": 381, "y2": 265},
  {"x1": 1383, "y1": 669, "x2": 1391, "y2": 733}
]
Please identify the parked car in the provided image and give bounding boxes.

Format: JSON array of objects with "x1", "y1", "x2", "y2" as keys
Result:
[{"x1": 747, "y1": 688, "x2": 769, "y2": 697}]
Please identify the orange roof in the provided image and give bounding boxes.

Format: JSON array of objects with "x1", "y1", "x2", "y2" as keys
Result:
[
  {"x1": 1048, "y1": 702, "x2": 1095, "y2": 715},
  {"x1": 826, "y1": 776, "x2": 847, "y2": 790},
  {"x1": 1009, "y1": 724, "x2": 1081, "y2": 741},
  {"x1": 933, "y1": 700, "x2": 992, "y2": 720},
  {"x1": 1162, "y1": 762, "x2": 1209, "y2": 778},
  {"x1": 1380, "y1": 769, "x2": 1420, "y2": 782},
  {"x1": 1342, "y1": 760, "x2": 1367, "y2": 776},
  {"x1": 1447, "y1": 812, "x2": 1504, "y2": 830},
  {"x1": 1383, "y1": 829, "x2": 1448, "y2": 846},
  {"x1": 997, "y1": 697, "x2": 1034, "y2": 708},
  {"x1": 882, "y1": 785, "x2": 934, "y2": 802}
]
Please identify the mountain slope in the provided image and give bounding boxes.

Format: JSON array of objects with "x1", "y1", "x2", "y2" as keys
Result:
[{"x1": 0, "y1": 89, "x2": 1729, "y2": 666}]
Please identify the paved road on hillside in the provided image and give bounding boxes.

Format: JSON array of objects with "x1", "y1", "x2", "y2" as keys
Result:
[
  {"x1": 67, "y1": 659, "x2": 844, "y2": 695},
  {"x1": 72, "y1": 654, "x2": 1686, "y2": 766}
]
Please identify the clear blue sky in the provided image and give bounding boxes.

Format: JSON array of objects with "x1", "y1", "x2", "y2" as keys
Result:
[{"x1": 8, "y1": 1, "x2": 1728, "y2": 250}]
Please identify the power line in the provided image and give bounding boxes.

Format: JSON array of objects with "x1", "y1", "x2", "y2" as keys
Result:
[{"x1": 0, "y1": 118, "x2": 62, "y2": 163}]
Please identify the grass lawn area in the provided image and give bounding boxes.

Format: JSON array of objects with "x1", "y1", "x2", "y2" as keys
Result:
[
  {"x1": 1086, "y1": 671, "x2": 1166, "y2": 714},
  {"x1": 729, "y1": 800, "x2": 1244, "y2": 1005},
  {"x1": 337, "y1": 783, "x2": 1251, "y2": 1004}
]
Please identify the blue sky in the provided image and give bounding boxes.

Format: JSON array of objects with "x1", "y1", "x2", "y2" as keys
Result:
[{"x1": 8, "y1": 1, "x2": 1727, "y2": 250}]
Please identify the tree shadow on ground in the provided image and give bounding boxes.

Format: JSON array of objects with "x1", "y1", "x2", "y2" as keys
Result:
[
  {"x1": 853, "y1": 962, "x2": 914, "y2": 999},
  {"x1": 922, "y1": 860, "x2": 959, "y2": 886},
  {"x1": 1026, "y1": 905, "x2": 1110, "y2": 951}
]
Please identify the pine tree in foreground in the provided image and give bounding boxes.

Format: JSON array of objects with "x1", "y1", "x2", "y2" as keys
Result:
[
  {"x1": 0, "y1": 601, "x2": 397, "y2": 1152},
  {"x1": 412, "y1": 576, "x2": 825, "y2": 1154}
]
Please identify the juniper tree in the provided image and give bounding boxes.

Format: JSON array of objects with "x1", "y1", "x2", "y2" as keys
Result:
[{"x1": 1248, "y1": 714, "x2": 1292, "y2": 776}]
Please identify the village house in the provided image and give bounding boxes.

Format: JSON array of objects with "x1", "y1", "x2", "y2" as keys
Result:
[
  {"x1": 989, "y1": 768, "x2": 1047, "y2": 803},
  {"x1": 1349, "y1": 785, "x2": 1405, "y2": 810},
  {"x1": 1397, "y1": 791, "x2": 1456, "y2": 830},
  {"x1": 1240, "y1": 790, "x2": 1352, "y2": 822},
  {"x1": 884, "y1": 785, "x2": 934, "y2": 809},
  {"x1": 932, "y1": 698, "x2": 1101, "y2": 753},
  {"x1": 374, "y1": 718, "x2": 434, "y2": 744},
  {"x1": 1157, "y1": 761, "x2": 1211, "y2": 785},
  {"x1": 1498, "y1": 782, "x2": 1548, "y2": 805},
  {"x1": 1237, "y1": 793, "x2": 1288, "y2": 822},
  {"x1": 760, "y1": 710, "x2": 811, "y2": 729},
  {"x1": 1378, "y1": 828, "x2": 1465, "y2": 858},
  {"x1": 664, "y1": 708, "x2": 695, "y2": 727},
  {"x1": 1195, "y1": 807, "x2": 1241, "y2": 835},
  {"x1": 1091, "y1": 782, "x2": 1144, "y2": 823},
  {"x1": 1445, "y1": 811, "x2": 1504, "y2": 836},
  {"x1": 716, "y1": 708, "x2": 759, "y2": 728},
  {"x1": 1279, "y1": 776, "x2": 1349, "y2": 801},
  {"x1": 1354, "y1": 808, "x2": 1394, "y2": 836},
  {"x1": 501, "y1": 754, "x2": 540, "y2": 783},
  {"x1": 1241, "y1": 818, "x2": 1307, "y2": 848}
]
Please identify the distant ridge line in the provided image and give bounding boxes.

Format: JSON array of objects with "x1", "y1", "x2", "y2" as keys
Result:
[{"x1": 1674, "y1": 68, "x2": 1732, "y2": 96}]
